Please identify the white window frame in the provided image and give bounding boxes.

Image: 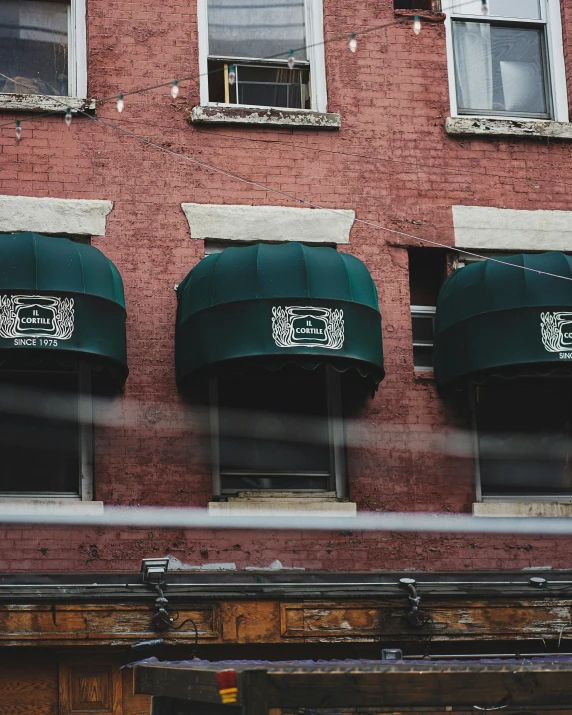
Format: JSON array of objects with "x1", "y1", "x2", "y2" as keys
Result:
[
  {"x1": 196, "y1": 0, "x2": 328, "y2": 113},
  {"x1": 0, "y1": 0, "x2": 87, "y2": 106},
  {"x1": 442, "y1": 0, "x2": 568, "y2": 123},
  {"x1": 208, "y1": 365, "x2": 347, "y2": 498},
  {"x1": 410, "y1": 305, "x2": 436, "y2": 372}
]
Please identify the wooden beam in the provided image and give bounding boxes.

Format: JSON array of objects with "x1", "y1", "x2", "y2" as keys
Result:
[
  {"x1": 264, "y1": 664, "x2": 572, "y2": 709},
  {"x1": 151, "y1": 697, "x2": 240, "y2": 715},
  {"x1": 136, "y1": 662, "x2": 572, "y2": 710}
]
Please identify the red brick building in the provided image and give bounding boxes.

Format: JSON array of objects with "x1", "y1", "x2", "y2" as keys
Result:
[{"x1": 1, "y1": 0, "x2": 572, "y2": 711}]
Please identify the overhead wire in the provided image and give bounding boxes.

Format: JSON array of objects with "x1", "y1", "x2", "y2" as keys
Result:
[{"x1": 2, "y1": 69, "x2": 572, "y2": 283}]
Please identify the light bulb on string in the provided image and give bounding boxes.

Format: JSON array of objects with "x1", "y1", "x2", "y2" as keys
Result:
[
  {"x1": 171, "y1": 80, "x2": 179, "y2": 99},
  {"x1": 117, "y1": 93, "x2": 124, "y2": 112},
  {"x1": 348, "y1": 33, "x2": 357, "y2": 53},
  {"x1": 413, "y1": 15, "x2": 422, "y2": 35},
  {"x1": 65, "y1": 108, "x2": 72, "y2": 128},
  {"x1": 228, "y1": 64, "x2": 236, "y2": 85},
  {"x1": 481, "y1": 0, "x2": 489, "y2": 14},
  {"x1": 15, "y1": 120, "x2": 22, "y2": 141},
  {"x1": 287, "y1": 50, "x2": 295, "y2": 70}
]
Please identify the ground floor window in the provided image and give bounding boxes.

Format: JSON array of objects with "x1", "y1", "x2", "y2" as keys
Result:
[
  {"x1": 0, "y1": 363, "x2": 92, "y2": 498},
  {"x1": 473, "y1": 379, "x2": 572, "y2": 499},
  {"x1": 209, "y1": 365, "x2": 346, "y2": 497}
]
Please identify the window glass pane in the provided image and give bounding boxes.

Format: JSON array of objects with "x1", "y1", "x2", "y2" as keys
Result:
[
  {"x1": 236, "y1": 65, "x2": 309, "y2": 108},
  {"x1": 413, "y1": 345, "x2": 434, "y2": 370},
  {"x1": 453, "y1": 22, "x2": 548, "y2": 116},
  {"x1": 0, "y1": 0, "x2": 69, "y2": 96},
  {"x1": 207, "y1": 0, "x2": 307, "y2": 60},
  {"x1": 452, "y1": 0, "x2": 540, "y2": 18},
  {"x1": 477, "y1": 381, "x2": 572, "y2": 496},
  {"x1": 412, "y1": 314, "x2": 435, "y2": 343},
  {"x1": 218, "y1": 368, "x2": 331, "y2": 491},
  {"x1": 488, "y1": 0, "x2": 541, "y2": 20},
  {"x1": 0, "y1": 371, "x2": 79, "y2": 493}
]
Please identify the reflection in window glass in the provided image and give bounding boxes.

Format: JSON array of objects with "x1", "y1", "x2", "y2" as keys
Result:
[
  {"x1": 477, "y1": 381, "x2": 572, "y2": 497},
  {"x1": 207, "y1": 0, "x2": 307, "y2": 60},
  {"x1": 489, "y1": 0, "x2": 541, "y2": 19},
  {"x1": 0, "y1": 0, "x2": 69, "y2": 96},
  {"x1": 453, "y1": 22, "x2": 548, "y2": 117},
  {"x1": 0, "y1": 371, "x2": 79, "y2": 494}
]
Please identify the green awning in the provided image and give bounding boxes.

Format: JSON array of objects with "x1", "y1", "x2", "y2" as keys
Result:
[
  {"x1": 175, "y1": 242, "x2": 384, "y2": 388},
  {"x1": 434, "y1": 252, "x2": 572, "y2": 387},
  {"x1": 0, "y1": 232, "x2": 128, "y2": 386}
]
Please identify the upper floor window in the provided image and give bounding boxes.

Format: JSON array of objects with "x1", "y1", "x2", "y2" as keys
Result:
[
  {"x1": 409, "y1": 248, "x2": 448, "y2": 372},
  {"x1": 0, "y1": 0, "x2": 87, "y2": 100},
  {"x1": 442, "y1": 0, "x2": 568, "y2": 121},
  {"x1": 198, "y1": 0, "x2": 328, "y2": 112}
]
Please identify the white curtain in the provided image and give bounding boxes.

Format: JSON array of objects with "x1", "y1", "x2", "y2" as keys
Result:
[{"x1": 453, "y1": 21, "x2": 493, "y2": 112}]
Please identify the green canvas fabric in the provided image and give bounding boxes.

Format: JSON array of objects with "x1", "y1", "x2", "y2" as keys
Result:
[
  {"x1": 175, "y1": 242, "x2": 384, "y2": 388},
  {"x1": 434, "y1": 252, "x2": 572, "y2": 386},
  {"x1": 0, "y1": 233, "x2": 128, "y2": 386}
]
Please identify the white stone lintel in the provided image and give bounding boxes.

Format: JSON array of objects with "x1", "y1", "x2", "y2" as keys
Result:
[
  {"x1": 453, "y1": 205, "x2": 572, "y2": 252},
  {"x1": 182, "y1": 203, "x2": 355, "y2": 244},
  {"x1": 0, "y1": 195, "x2": 113, "y2": 236}
]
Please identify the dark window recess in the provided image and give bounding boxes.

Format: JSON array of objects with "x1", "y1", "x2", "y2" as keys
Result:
[
  {"x1": 0, "y1": 370, "x2": 80, "y2": 494},
  {"x1": 0, "y1": 0, "x2": 69, "y2": 97},
  {"x1": 394, "y1": 0, "x2": 438, "y2": 10},
  {"x1": 409, "y1": 248, "x2": 447, "y2": 371},
  {"x1": 476, "y1": 380, "x2": 572, "y2": 498},
  {"x1": 217, "y1": 367, "x2": 333, "y2": 493},
  {"x1": 208, "y1": 60, "x2": 310, "y2": 110}
]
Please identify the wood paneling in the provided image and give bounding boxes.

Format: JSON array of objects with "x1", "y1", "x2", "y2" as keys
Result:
[
  {"x1": 59, "y1": 658, "x2": 122, "y2": 715},
  {"x1": 0, "y1": 599, "x2": 571, "y2": 646},
  {"x1": 0, "y1": 656, "x2": 58, "y2": 715}
]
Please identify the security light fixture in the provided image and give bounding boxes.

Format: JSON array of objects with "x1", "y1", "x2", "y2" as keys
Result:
[
  {"x1": 399, "y1": 577, "x2": 417, "y2": 588},
  {"x1": 381, "y1": 648, "x2": 403, "y2": 661},
  {"x1": 529, "y1": 576, "x2": 547, "y2": 589},
  {"x1": 141, "y1": 557, "x2": 170, "y2": 584}
]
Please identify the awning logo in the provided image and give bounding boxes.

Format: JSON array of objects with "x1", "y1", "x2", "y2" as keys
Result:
[
  {"x1": 0, "y1": 295, "x2": 74, "y2": 340},
  {"x1": 272, "y1": 306, "x2": 344, "y2": 349},
  {"x1": 541, "y1": 311, "x2": 572, "y2": 355}
]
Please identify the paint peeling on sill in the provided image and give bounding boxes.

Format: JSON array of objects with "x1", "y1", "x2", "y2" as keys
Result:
[
  {"x1": 189, "y1": 104, "x2": 341, "y2": 129},
  {"x1": 446, "y1": 116, "x2": 572, "y2": 140},
  {"x1": 0, "y1": 94, "x2": 95, "y2": 113}
]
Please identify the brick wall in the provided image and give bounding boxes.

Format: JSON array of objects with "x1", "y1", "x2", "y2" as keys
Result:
[{"x1": 1, "y1": 0, "x2": 571, "y2": 572}]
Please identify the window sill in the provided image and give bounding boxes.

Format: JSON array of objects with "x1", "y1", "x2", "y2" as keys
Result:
[
  {"x1": 393, "y1": 9, "x2": 446, "y2": 22},
  {"x1": 473, "y1": 502, "x2": 572, "y2": 517},
  {"x1": 189, "y1": 105, "x2": 341, "y2": 129},
  {"x1": 446, "y1": 116, "x2": 572, "y2": 140},
  {"x1": 0, "y1": 499, "x2": 104, "y2": 516},
  {"x1": 209, "y1": 491, "x2": 356, "y2": 516},
  {"x1": 0, "y1": 95, "x2": 95, "y2": 114}
]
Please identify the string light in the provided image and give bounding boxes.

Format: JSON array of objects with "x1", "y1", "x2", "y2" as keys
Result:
[
  {"x1": 287, "y1": 50, "x2": 295, "y2": 70},
  {"x1": 228, "y1": 64, "x2": 236, "y2": 85},
  {"x1": 348, "y1": 33, "x2": 357, "y2": 53},
  {"x1": 117, "y1": 94, "x2": 125, "y2": 113},
  {"x1": 65, "y1": 108, "x2": 72, "y2": 128},
  {"x1": 481, "y1": 0, "x2": 489, "y2": 14},
  {"x1": 171, "y1": 80, "x2": 179, "y2": 99},
  {"x1": 413, "y1": 16, "x2": 422, "y2": 35},
  {"x1": 15, "y1": 120, "x2": 21, "y2": 141}
]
